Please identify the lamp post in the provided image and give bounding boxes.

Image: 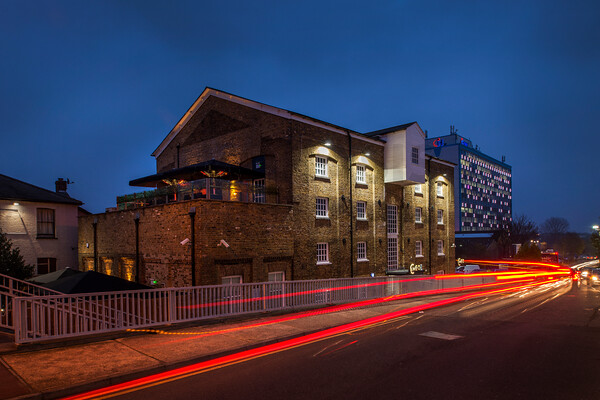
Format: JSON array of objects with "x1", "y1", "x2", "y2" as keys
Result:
[
  {"x1": 134, "y1": 213, "x2": 140, "y2": 283},
  {"x1": 189, "y1": 207, "x2": 196, "y2": 286},
  {"x1": 92, "y1": 217, "x2": 98, "y2": 272}
]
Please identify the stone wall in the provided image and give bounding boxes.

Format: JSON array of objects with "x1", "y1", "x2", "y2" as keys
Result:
[
  {"x1": 156, "y1": 96, "x2": 294, "y2": 205},
  {"x1": 400, "y1": 158, "x2": 455, "y2": 275},
  {"x1": 79, "y1": 199, "x2": 294, "y2": 286},
  {"x1": 289, "y1": 121, "x2": 387, "y2": 279},
  {"x1": 85, "y1": 92, "x2": 457, "y2": 286}
]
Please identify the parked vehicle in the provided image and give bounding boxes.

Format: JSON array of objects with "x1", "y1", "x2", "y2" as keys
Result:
[{"x1": 455, "y1": 265, "x2": 482, "y2": 274}]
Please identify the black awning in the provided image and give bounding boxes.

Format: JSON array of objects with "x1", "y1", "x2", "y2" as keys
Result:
[{"x1": 129, "y1": 159, "x2": 264, "y2": 187}]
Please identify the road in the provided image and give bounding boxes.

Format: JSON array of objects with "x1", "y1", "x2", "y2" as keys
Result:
[{"x1": 75, "y1": 278, "x2": 600, "y2": 400}]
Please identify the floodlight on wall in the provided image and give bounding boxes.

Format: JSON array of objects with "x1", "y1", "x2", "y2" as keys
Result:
[
  {"x1": 13, "y1": 202, "x2": 19, "y2": 206},
  {"x1": 365, "y1": 152, "x2": 371, "y2": 157},
  {"x1": 324, "y1": 141, "x2": 332, "y2": 147}
]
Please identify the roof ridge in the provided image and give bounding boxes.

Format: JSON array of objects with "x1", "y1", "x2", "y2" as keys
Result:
[{"x1": 0, "y1": 173, "x2": 82, "y2": 205}]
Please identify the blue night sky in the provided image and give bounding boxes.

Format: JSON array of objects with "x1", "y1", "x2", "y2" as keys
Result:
[{"x1": 1, "y1": 0, "x2": 599, "y2": 232}]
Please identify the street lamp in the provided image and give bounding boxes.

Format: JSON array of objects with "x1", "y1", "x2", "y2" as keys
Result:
[{"x1": 593, "y1": 225, "x2": 599, "y2": 231}]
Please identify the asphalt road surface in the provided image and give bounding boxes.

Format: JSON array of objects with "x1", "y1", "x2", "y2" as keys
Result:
[{"x1": 95, "y1": 279, "x2": 600, "y2": 400}]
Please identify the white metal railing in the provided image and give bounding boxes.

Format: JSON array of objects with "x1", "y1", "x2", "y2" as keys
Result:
[
  {"x1": 12, "y1": 275, "x2": 498, "y2": 343},
  {"x1": 0, "y1": 273, "x2": 62, "y2": 331}
]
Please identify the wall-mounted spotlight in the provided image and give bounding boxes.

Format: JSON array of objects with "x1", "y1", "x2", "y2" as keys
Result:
[
  {"x1": 324, "y1": 141, "x2": 332, "y2": 147},
  {"x1": 365, "y1": 152, "x2": 371, "y2": 157},
  {"x1": 13, "y1": 202, "x2": 19, "y2": 206}
]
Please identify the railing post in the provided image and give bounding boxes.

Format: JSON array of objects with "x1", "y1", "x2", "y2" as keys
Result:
[
  {"x1": 168, "y1": 290, "x2": 176, "y2": 323},
  {"x1": 13, "y1": 298, "x2": 23, "y2": 344}
]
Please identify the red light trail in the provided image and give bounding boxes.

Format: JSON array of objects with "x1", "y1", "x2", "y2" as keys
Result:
[
  {"x1": 62, "y1": 274, "x2": 568, "y2": 400},
  {"x1": 179, "y1": 261, "x2": 571, "y2": 311}
]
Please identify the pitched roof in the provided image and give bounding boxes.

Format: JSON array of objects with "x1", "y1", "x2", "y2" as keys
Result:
[
  {"x1": 27, "y1": 267, "x2": 82, "y2": 284},
  {"x1": 364, "y1": 122, "x2": 419, "y2": 137},
  {"x1": 0, "y1": 174, "x2": 82, "y2": 205},
  {"x1": 151, "y1": 87, "x2": 385, "y2": 158},
  {"x1": 41, "y1": 270, "x2": 150, "y2": 294}
]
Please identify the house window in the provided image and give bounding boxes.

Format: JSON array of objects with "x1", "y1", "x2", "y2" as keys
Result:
[
  {"x1": 36, "y1": 208, "x2": 55, "y2": 238},
  {"x1": 387, "y1": 238, "x2": 398, "y2": 269},
  {"x1": 414, "y1": 184, "x2": 422, "y2": 194},
  {"x1": 411, "y1": 147, "x2": 419, "y2": 164},
  {"x1": 357, "y1": 242, "x2": 367, "y2": 261},
  {"x1": 253, "y1": 178, "x2": 265, "y2": 203},
  {"x1": 37, "y1": 258, "x2": 56, "y2": 275},
  {"x1": 356, "y1": 165, "x2": 366, "y2": 184},
  {"x1": 268, "y1": 271, "x2": 285, "y2": 282},
  {"x1": 315, "y1": 156, "x2": 328, "y2": 177},
  {"x1": 436, "y1": 182, "x2": 444, "y2": 197},
  {"x1": 317, "y1": 242, "x2": 329, "y2": 264},
  {"x1": 415, "y1": 241, "x2": 423, "y2": 257},
  {"x1": 356, "y1": 201, "x2": 366, "y2": 220},
  {"x1": 387, "y1": 205, "x2": 397, "y2": 234},
  {"x1": 316, "y1": 197, "x2": 329, "y2": 218},
  {"x1": 222, "y1": 275, "x2": 243, "y2": 285},
  {"x1": 415, "y1": 207, "x2": 422, "y2": 223},
  {"x1": 437, "y1": 209, "x2": 444, "y2": 225},
  {"x1": 437, "y1": 240, "x2": 445, "y2": 256}
]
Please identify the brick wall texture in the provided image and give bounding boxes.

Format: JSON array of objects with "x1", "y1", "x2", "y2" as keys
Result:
[{"x1": 79, "y1": 93, "x2": 455, "y2": 286}]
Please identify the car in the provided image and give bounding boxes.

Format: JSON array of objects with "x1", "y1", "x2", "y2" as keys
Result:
[
  {"x1": 580, "y1": 267, "x2": 596, "y2": 279},
  {"x1": 587, "y1": 268, "x2": 600, "y2": 285},
  {"x1": 455, "y1": 264, "x2": 482, "y2": 274}
]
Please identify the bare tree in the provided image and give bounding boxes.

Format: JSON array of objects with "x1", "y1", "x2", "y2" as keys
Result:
[
  {"x1": 540, "y1": 217, "x2": 569, "y2": 235},
  {"x1": 540, "y1": 217, "x2": 570, "y2": 250},
  {"x1": 510, "y1": 214, "x2": 538, "y2": 244}
]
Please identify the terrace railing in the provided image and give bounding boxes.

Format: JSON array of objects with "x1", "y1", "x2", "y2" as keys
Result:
[
  {"x1": 12, "y1": 274, "x2": 498, "y2": 344},
  {"x1": 0, "y1": 273, "x2": 62, "y2": 332},
  {"x1": 117, "y1": 178, "x2": 277, "y2": 210}
]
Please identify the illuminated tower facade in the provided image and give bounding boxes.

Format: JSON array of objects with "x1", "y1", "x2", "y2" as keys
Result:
[{"x1": 425, "y1": 134, "x2": 512, "y2": 233}]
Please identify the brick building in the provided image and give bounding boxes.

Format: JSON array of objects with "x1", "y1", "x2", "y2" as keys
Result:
[{"x1": 78, "y1": 88, "x2": 455, "y2": 286}]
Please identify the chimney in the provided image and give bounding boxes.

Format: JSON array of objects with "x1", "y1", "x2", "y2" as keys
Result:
[{"x1": 55, "y1": 178, "x2": 68, "y2": 193}]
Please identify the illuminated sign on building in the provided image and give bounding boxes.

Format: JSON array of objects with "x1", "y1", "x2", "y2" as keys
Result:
[
  {"x1": 432, "y1": 137, "x2": 445, "y2": 147},
  {"x1": 459, "y1": 137, "x2": 469, "y2": 147}
]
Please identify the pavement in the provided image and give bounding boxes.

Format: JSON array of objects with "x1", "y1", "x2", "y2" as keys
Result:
[{"x1": 0, "y1": 294, "x2": 443, "y2": 400}]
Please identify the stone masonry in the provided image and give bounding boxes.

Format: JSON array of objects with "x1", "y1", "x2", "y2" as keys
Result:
[{"x1": 78, "y1": 88, "x2": 455, "y2": 286}]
